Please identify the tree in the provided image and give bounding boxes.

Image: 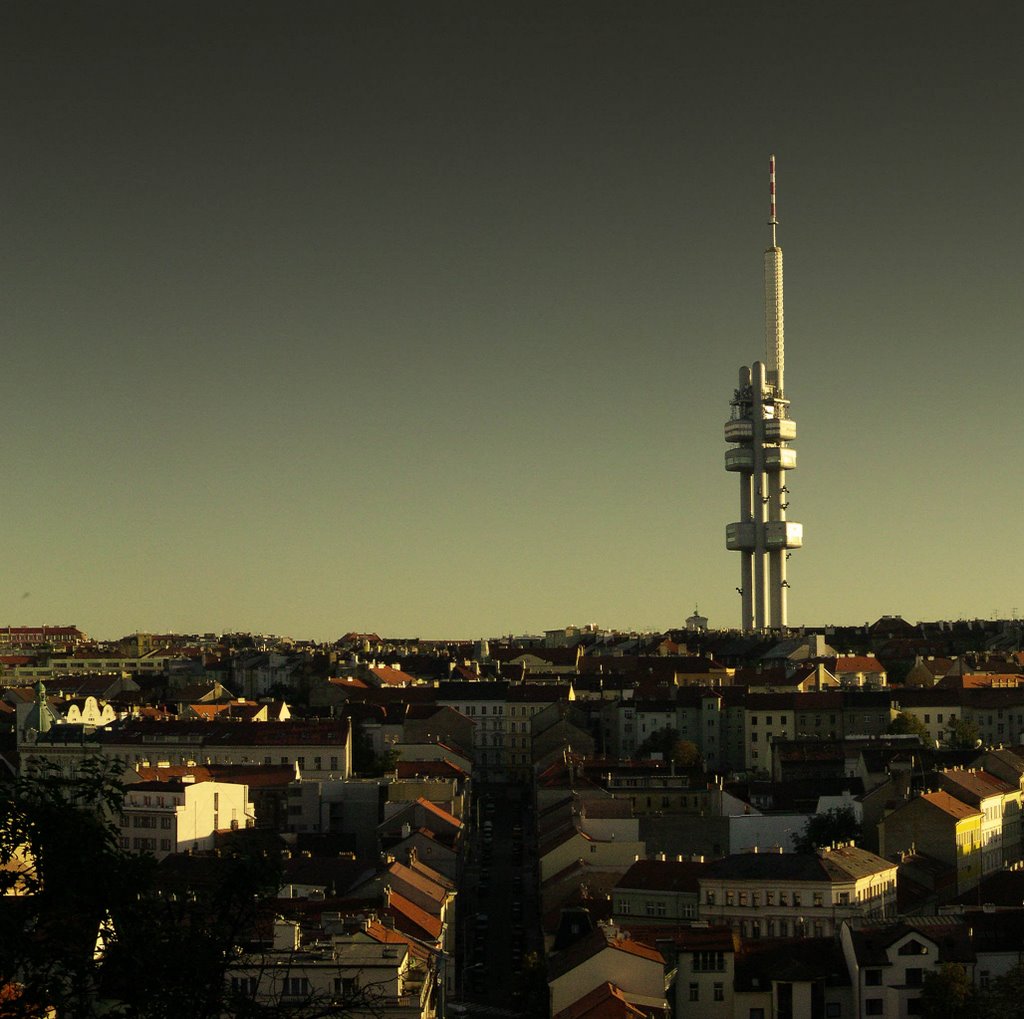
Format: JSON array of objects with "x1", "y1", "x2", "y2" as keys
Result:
[
  {"x1": 916, "y1": 963, "x2": 977, "y2": 1019},
  {"x1": 944, "y1": 717, "x2": 981, "y2": 750},
  {"x1": 634, "y1": 727, "x2": 701, "y2": 767},
  {"x1": 975, "y1": 962, "x2": 1024, "y2": 1019},
  {"x1": 672, "y1": 739, "x2": 701, "y2": 769},
  {"x1": 888, "y1": 711, "x2": 930, "y2": 742},
  {"x1": 0, "y1": 757, "x2": 382, "y2": 1018},
  {"x1": 792, "y1": 806, "x2": 862, "y2": 854},
  {"x1": 0, "y1": 756, "x2": 144, "y2": 1017}
]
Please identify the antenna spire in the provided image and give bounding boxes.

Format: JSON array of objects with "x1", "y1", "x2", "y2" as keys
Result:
[{"x1": 769, "y1": 153, "x2": 778, "y2": 248}]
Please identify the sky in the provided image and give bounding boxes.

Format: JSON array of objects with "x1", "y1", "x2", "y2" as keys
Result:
[{"x1": 2, "y1": 2, "x2": 1022, "y2": 641}]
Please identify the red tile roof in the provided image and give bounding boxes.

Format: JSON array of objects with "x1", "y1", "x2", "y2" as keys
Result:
[
  {"x1": 553, "y1": 982, "x2": 646, "y2": 1019},
  {"x1": 920, "y1": 790, "x2": 982, "y2": 821}
]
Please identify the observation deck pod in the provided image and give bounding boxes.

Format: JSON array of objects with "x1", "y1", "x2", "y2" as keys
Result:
[
  {"x1": 724, "y1": 419, "x2": 754, "y2": 443},
  {"x1": 726, "y1": 522, "x2": 756, "y2": 551},
  {"x1": 725, "y1": 448, "x2": 755, "y2": 472},
  {"x1": 765, "y1": 521, "x2": 803, "y2": 550},
  {"x1": 765, "y1": 419, "x2": 796, "y2": 441},
  {"x1": 764, "y1": 447, "x2": 797, "y2": 471}
]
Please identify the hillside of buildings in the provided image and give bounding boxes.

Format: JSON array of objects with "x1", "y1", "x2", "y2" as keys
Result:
[{"x1": 4, "y1": 614, "x2": 1024, "y2": 1017}]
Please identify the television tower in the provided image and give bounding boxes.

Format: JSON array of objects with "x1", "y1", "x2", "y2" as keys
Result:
[{"x1": 725, "y1": 155, "x2": 803, "y2": 632}]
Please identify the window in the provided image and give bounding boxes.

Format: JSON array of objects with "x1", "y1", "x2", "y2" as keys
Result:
[
  {"x1": 838, "y1": 891, "x2": 849, "y2": 905},
  {"x1": 765, "y1": 891, "x2": 774, "y2": 905},
  {"x1": 726, "y1": 891, "x2": 735, "y2": 905},
  {"x1": 694, "y1": 951, "x2": 725, "y2": 972},
  {"x1": 792, "y1": 893, "x2": 801, "y2": 907},
  {"x1": 813, "y1": 892, "x2": 823, "y2": 907},
  {"x1": 689, "y1": 983, "x2": 699, "y2": 1002},
  {"x1": 906, "y1": 968, "x2": 923, "y2": 987},
  {"x1": 646, "y1": 901, "x2": 656, "y2": 916},
  {"x1": 286, "y1": 977, "x2": 309, "y2": 997},
  {"x1": 749, "y1": 1010, "x2": 765, "y2": 1019},
  {"x1": 864, "y1": 970, "x2": 882, "y2": 986},
  {"x1": 706, "y1": 891, "x2": 716, "y2": 906},
  {"x1": 865, "y1": 999, "x2": 883, "y2": 1016},
  {"x1": 825, "y1": 1004, "x2": 841, "y2": 1018},
  {"x1": 714, "y1": 982, "x2": 724, "y2": 1001}
]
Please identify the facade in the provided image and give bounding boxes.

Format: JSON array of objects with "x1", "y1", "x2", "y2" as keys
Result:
[
  {"x1": 226, "y1": 918, "x2": 436, "y2": 1019},
  {"x1": 878, "y1": 790, "x2": 983, "y2": 895},
  {"x1": 935, "y1": 768, "x2": 1018, "y2": 874},
  {"x1": 840, "y1": 918, "x2": 974, "y2": 1019},
  {"x1": 546, "y1": 924, "x2": 668, "y2": 1018},
  {"x1": 119, "y1": 777, "x2": 253, "y2": 859},
  {"x1": 612, "y1": 859, "x2": 702, "y2": 926},
  {"x1": 23, "y1": 718, "x2": 353, "y2": 786},
  {"x1": 698, "y1": 845, "x2": 897, "y2": 940}
]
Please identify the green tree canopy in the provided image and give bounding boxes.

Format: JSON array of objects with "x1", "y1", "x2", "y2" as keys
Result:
[
  {"x1": 888, "y1": 711, "x2": 930, "y2": 742},
  {"x1": 917, "y1": 963, "x2": 976, "y2": 1019},
  {"x1": 634, "y1": 726, "x2": 702, "y2": 767},
  {"x1": 944, "y1": 717, "x2": 982, "y2": 749},
  {"x1": 792, "y1": 806, "x2": 862, "y2": 854}
]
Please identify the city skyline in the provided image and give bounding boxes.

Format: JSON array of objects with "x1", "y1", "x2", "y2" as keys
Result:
[{"x1": 3, "y1": 3, "x2": 1021, "y2": 640}]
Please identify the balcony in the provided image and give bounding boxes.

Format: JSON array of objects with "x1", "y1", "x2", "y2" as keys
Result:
[
  {"x1": 765, "y1": 419, "x2": 796, "y2": 441},
  {"x1": 724, "y1": 419, "x2": 753, "y2": 442}
]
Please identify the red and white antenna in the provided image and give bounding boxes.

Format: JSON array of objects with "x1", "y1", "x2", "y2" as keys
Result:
[{"x1": 769, "y1": 153, "x2": 778, "y2": 247}]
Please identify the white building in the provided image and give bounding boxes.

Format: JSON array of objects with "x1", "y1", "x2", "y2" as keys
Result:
[{"x1": 119, "y1": 776, "x2": 253, "y2": 860}]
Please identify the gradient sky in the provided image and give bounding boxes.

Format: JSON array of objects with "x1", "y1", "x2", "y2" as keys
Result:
[{"x1": 2, "y1": 2, "x2": 1021, "y2": 640}]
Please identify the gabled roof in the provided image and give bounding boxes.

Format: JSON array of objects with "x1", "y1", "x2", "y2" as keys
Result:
[
  {"x1": 384, "y1": 889, "x2": 441, "y2": 940},
  {"x1": 939, "y1": 768, "x2": 1014, "y2": 803},
  {"x1": 384, "y1": 860, "x2": 446, "y2": 906},
  {"x1": 368, "y1": 666, "x2": 419, "y2": 687},
  {"x1": 547, "y1": 925, "x2": 664, "y2": 982},
  {"x1": 553, "y1": 982, "x2": 646, "y2": 1019},
  {"x1": 395, "y1": 759, "x2": 467, "y2": 780},
  {"x1": 847, "y1": 918, "x2": 973, "y2": 967},
  {"x1": 917, "y1": 790, "x2": 982, "y2": 822},
  {"x1": 614, "y1": 859, "x2": 703, "y2": 894},
  {"x1": 736, "y1": 936, "x2": 850, "y2": 989}
]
